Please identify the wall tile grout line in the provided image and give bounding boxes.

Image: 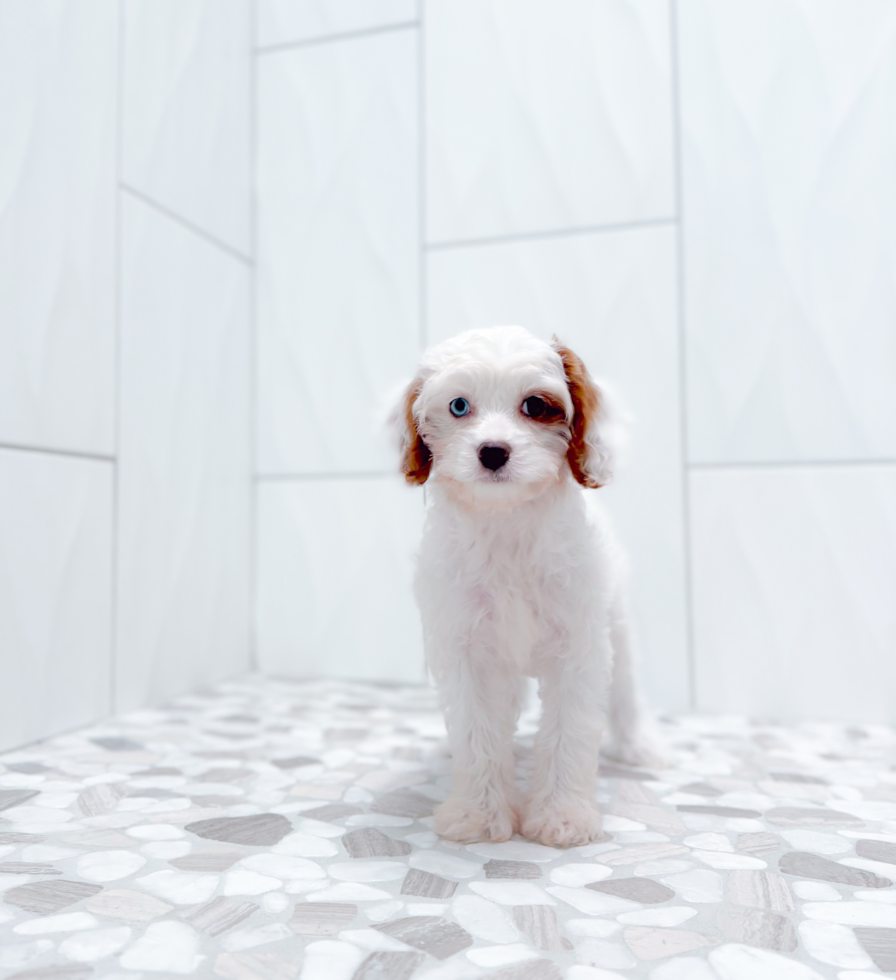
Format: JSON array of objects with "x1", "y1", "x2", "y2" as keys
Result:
[
  {"x1": 120, "y1": 183, "x2": 253, "y2": 266},
  {"x1": 255, "y1": 20, "x2": 419, "y2": 56},
  {"x1": 426, "y1": 216, "x2": 677, "y2": 252},
  {"x1": 111, "y1": 0, "x2": 126, "y2": 720},
  {"x1": 668, "y1": 0, "x2": 697, "y2": 712},
  {"x1": 256, "y1": 471, "x2": 398, "y2": 482},
  {"x1": 0, "y1": 441, "x2": 115, "y2": 464},
  {"x1": 249, "y1": 0, "x2": 260, "y2": 676},
  {"x1": 418, "y1": 2, "x2": 426, "y2": 355},
  {"x1": 690, "y1": 458, "x2": 896, "y2": 470}
]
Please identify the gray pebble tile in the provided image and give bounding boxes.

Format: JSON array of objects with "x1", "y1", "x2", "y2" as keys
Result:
[
  {"x1": 854, "y1": 926, "x2": 896, "y2": 972},
  {"x1": 0, "y1": 862, "x2": 61, "y2": 876},
  {"x1": 303, "y1": 804, "x2": 363, "y2": 822},
  {"x1": 587, "y1": 877, "x2": 675, "y2": 904},
  {"x1": 717, "y1": 905, "x2": 797, "y2": 952},
  {"x1": 370, "y1": 791, "x2": 434, "y2": 818},
  {"x1": 0, "y1": 789, "x2": 39, "y2": 812},
  {"x1": 726, "y1": 870, "x2": 795, "y2": 912},
  {"x1": 171, "y1": 848, "x2": 245, "y2": 872},
  {"x1": 183, "y1": 896, "x2": 258, "y2": 936},
  {"x1": 600, "y1": 764, "x2": 658, "y2": 782},
  {"x1": 680, "y1": 782, "x2": 723, "y2": 797},
  {"x1": 86, "y1": 888, "x2": 173, "y2": 921},
  {"x1": 135, "y1": 766, "x2": 182, "y2": 776},
  {"x1": 191, "y1": 794, "x2": 243, "y2": 807},
  {"x1": 215, "y1": 951, "x2": 298, "y2": 980},
  {"x1": 78, "y1": 783, "x2": 124, "y2": 817},
  {"x1": 5, "y1": 762, "x2": 49, "y2": 774},
  {"x1": 400, "y1": 868, "x2": 457, "y2": 898},
  {"x1": 485, "y1": 859, "x2": 542, "y2": 879},
  {"x1": 0, "y1": 832, "x2": 45, "y2": 845},
  {"x1": 126, "y1": 787, "x2": 180, "y2": 799},
  {"x1": 196, "y1": 767, "x2": 253, "y2": 783},
  {"x1": 272, "y1": 756, "x2": 320, "y2": 770},
  {"x1": 677, "y1": 805, "x2": 761, "y2": 818},
  {"x1": 375, "y1": 915, "x2": 473, "y2": 960},
  {"x1": 779, "y1": 850, "x2": 891, "y2": 887},
  {"x1": 351, "y1": 951, "x2": 424, "y2": 980},
  {"x1": 4, "y1": 879, "x2": 103, "y2": 915},
  {"x1": 342, "y1": 827, "x2": 412, "y2": 858},
  {"x1": 856, "y1": 839, "x2": 896, "y2": 866},
  {"x1": 769, "y1": 771, "x2": 827, "y2": 784},
  {"x1": 736, "y1": 832, "x2": 782, "y2": 855},
  {"x1": 7, "y1": 967, "x2": 93, "y2": 980},
  {"x1": 325, "y1": 727, "x2": 368, "y2": 742},
  {"x1": 90, "y1": 736, "x2": 143, "y2": 751},
  {"x1": 185, "y1": 813, "x2": 292, "y2": 846},
  {"x1": 290, "y1": 902, "x2": 358, "y2": 935},
  {"x1": 765, "y1": 807, "x2": 862, "y2": 827},
  {"x1": 513, "y1": 905, "x2": 572, "y2": 951},
  {"x1": 488, "y1": 960, "x2": 563, "y2": 980}
]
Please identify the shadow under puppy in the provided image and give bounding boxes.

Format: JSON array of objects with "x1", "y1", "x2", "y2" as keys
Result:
[{"x1": 395, "y1": 325, "x2": 667, "y2": 847}]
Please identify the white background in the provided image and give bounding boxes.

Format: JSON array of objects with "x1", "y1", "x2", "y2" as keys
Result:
[{"x1": 2, "y1": 0, "x2": 895, "y2": 752}]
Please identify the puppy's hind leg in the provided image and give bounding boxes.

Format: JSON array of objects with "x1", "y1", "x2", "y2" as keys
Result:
[{"x1": 604, "y1": 597, "x2": 671, "y2": 770}]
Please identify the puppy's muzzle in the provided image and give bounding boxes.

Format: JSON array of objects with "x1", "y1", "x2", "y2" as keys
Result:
[{"x1": 478, "y1": 444, "x2": 510, "y2": 471}]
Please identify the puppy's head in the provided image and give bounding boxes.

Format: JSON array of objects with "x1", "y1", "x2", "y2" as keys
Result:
[{"x1": 394, "y1": 326, "x2": 612, "y2": 510}]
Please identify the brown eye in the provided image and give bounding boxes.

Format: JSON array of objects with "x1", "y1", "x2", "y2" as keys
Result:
[{"x1": 522, "y1": 395, "x2": 546, "y2": 418}]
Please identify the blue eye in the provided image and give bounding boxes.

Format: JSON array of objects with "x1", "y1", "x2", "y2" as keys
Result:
[{"x1": 449, "y1": 397, "x2": 470, "y2": 417}]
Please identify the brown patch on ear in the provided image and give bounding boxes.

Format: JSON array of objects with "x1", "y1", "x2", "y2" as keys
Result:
[
  {"x1": 552, "y1": 337, "x2": 602, "y2": 489},
  {"x1": 400, "y1": 379, "x2": 432, "y2": 485}
]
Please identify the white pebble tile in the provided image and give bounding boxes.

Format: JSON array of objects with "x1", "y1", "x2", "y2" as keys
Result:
[
  {"x1": 58, "y1": 926, "x2": 132, "y2": 962},
  {"x1": 549, "y1": 863, "x2": 613, "y2": 887},
  {"x1": 793, "y1": 881, "x2": 842, "y2": 901},
  {"x1": 467, "y1": 943, "x2": 539, "y2": 967},
  {"x1": 15, "y1": 913, "x2": 99, "y2": 934},
  {"x1": 469, "y1": 881, "x2": 556, "y2": 906},
  {"x1": 77, "y1": 850, "x2": 147, "y2": 882},
  {"x1": 451, "y1": 894, "x2": 519, "y2": 943}
]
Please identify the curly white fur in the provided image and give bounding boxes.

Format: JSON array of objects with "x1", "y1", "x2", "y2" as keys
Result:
[{"x1": 395, "y1": 326, "x2": 666, "y2": 847}]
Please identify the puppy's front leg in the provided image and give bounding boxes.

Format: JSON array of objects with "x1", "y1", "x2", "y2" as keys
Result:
[
  {"x1": 522, "y1": 629, "x2": 608, "y2": 847},
  {"x1": 432, "y1": 643, "x2": 522, "y2": 844}
]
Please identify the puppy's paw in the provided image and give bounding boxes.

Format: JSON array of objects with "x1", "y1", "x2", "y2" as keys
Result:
[
  {"x1": 433, "y1": 796, "x2": 516, "y2": 844},
  {"x1": 604, "y1": 735, "x2": 672, "y2": 771},
  {"x1": 521, "y1": 799, "x2": 604, "y2": 848}
]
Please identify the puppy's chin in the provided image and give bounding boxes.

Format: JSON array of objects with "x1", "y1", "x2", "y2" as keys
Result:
[{"x1": 437, "y1": 472, "x2": 562, "y2": 513}]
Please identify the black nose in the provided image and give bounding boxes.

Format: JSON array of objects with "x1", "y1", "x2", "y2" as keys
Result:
[{"x1": 479, "y1": 444, "x2": 509, "y2": 471}]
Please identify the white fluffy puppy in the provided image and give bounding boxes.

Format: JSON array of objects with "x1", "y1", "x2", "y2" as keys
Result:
[{"x1": 395, "y1": 325, "x2": 665, "y2": 847}]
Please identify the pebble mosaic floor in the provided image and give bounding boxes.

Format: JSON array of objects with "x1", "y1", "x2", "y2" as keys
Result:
[{"x1": 3, "y1": 678, "x2": 896, "y2": 980}]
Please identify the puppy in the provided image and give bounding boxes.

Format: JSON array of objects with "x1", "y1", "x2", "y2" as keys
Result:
[{"x1": 396, "y1": 325, "x2": 665, "y2": 847}]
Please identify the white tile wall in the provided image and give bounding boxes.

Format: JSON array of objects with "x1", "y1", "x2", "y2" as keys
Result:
[
  {"x1": 0, "y1": 449, "x2": 113, "y2": 750},
  {"x1": 256, "y1": 29, "x2": 419, "y2": 476},
  {"x1": 680, "y1": 0, "x2": 896, "y2": 463},
  {"x1": 256, "y1": 476, "x2": 425, "y2": 682},
  {"x1": 116, "y1": 196, "x2": 251, "y2": 711},
  {"x1": 123, "y1": 0, "x2": 251, "y2": 255},
  {"x1": 427, "y1": 227, "x2": 689, "y2": 711},
  {"x1": 691, "y1": 465, "x2": 896, "y2": 723},
  {"x1": 0, "y1": 0, "x2": 117, "y2": 457},
  {"x1": 425, "y1": 0, "x2": 675, "y2": 244},
  {"x1": 257, "y1": 0, "x2": 415, "y2": 48}
]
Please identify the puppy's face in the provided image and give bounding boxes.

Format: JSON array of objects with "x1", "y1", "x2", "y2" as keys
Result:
[{"x1": 397, "y1": 326, "x2": 611, "y2": 511}]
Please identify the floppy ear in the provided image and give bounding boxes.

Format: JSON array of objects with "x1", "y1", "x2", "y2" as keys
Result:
[
  {"x1": 393, "y1": 376, "x2": 432, "y2": 485},
  {"x1": 552, "y1": 338, "x2": 613, "y2": 489}
]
